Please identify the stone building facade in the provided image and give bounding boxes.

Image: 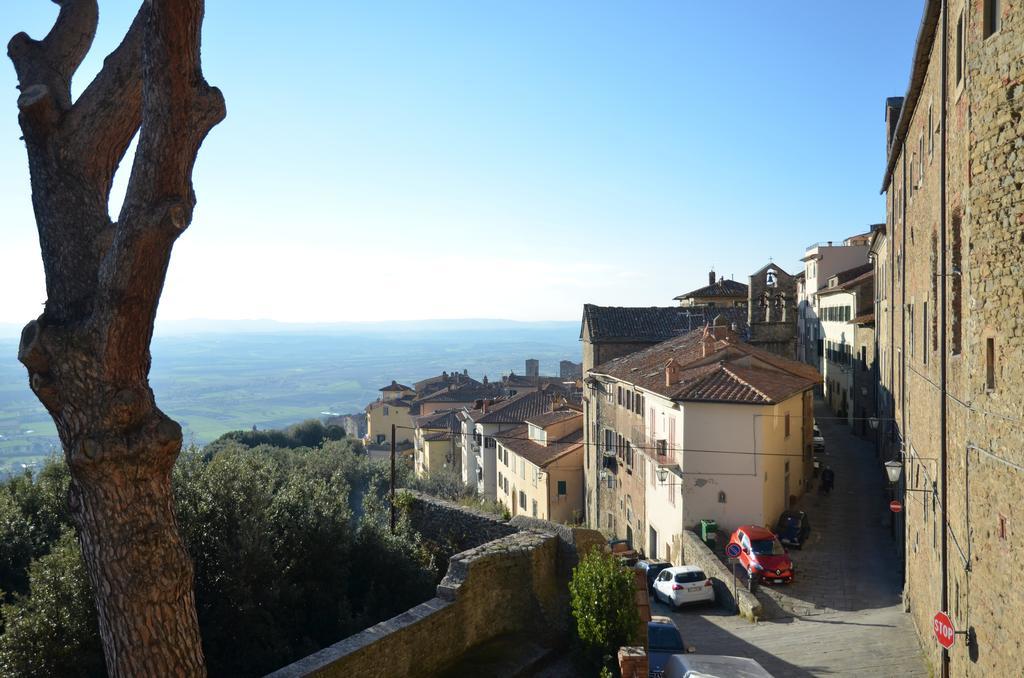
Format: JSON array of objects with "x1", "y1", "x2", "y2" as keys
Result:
[
  {"x1": 746, "y1": 263, "x2": 798, "y2": 358},
  {"x1": 880, "y1": 2, "x2": 1024, "y2": 676}
]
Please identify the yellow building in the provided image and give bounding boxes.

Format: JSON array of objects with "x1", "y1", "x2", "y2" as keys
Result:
[
  {"x1": 413, "y1": 410, "x2": 460, "y2": 477},
  {"x1": 495, "y1": 409, "x2": 584, "y2": 524},
  {"x1": 365, "y1": 398, "x2": 415, "y2": 447}
]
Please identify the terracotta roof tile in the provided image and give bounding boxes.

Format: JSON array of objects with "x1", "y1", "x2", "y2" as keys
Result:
[
  {"x1": 582, "y1": 304, "x2": 749, "y2": 343},
  {"x1": 592, "y1": 327, "x2": 820, "y2": 404},
  {"x1": 674, "y1": 278, "x2": 748, "y2": 301},
  {"x1": 495, "y1": 425, "x2": 584, "y2": 468}
]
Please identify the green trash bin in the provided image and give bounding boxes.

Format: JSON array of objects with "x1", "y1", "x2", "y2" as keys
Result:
[{"x1": 700, "y1": 519, "x2": 718, "y2": 549}]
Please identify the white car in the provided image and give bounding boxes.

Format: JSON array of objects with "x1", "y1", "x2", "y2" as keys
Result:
[{"x1": 653, "y1": 565, "x2": 715, "y2": 609}]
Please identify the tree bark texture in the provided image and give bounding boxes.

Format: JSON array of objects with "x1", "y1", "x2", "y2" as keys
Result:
[{"x1": 8, "y1": 1, "x2": 224, "y2": 675}]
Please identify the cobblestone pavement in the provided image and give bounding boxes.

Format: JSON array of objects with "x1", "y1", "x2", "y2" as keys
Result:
[{"x1": 655, "y1": 400, "x2": 927, "y2": 677}]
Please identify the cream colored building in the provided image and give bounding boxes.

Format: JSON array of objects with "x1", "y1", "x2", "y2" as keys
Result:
[
  {"x1": 586, "y1": 321, "x2": 819, "y2": 561},
  {"x1": 413, "y1": 410, "x2": 460, "y2": 477},
  {"x1": 365, "y1": 398, "x2": 415, "y2": 447},
  {"x1": 495, "y1": 409, "x2": 584, "y2": 524}
]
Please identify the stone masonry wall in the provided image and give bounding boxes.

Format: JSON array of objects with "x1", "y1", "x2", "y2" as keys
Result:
[
  {"x1": 267, "y1": 494, "x2": 604, "y2": 677},
  {"x1": 885, "y1": 2, "x2": 1024, "y2": 676},
  {"x1": 678, "y1": 530, "x2": 762, "y2": 620},
  {"x1": 401, "y1": 489, "x2": 516, "y2": 548}
]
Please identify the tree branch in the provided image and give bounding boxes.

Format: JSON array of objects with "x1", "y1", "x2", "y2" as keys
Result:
[
  {"x1": 8, "y1": 0, "x2": 99, "y2": 113},
  {"x1": 95, "y1": 0, "x2": 225, "y2": 370},
  {"x1": 64, "y1": 5, "x2": 147, "y2": 199}
]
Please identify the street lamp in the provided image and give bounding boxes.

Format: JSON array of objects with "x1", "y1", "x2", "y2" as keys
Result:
[
  {"x1": 884, "y1": 459, "x2": 903, "y2": 485},
  {"x1": 868, "y1": 416, "x2": 880, "y2": 430},
  {"x1": 656, "y1": 466, "x2": 668, "y2": 484}
]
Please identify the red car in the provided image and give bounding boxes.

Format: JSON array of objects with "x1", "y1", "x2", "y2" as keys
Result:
[{"x1": 728, "y1": 525, "x2": 794, "y2": 584}]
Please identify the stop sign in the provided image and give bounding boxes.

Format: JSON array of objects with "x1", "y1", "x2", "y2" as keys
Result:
[
  {"x1": 933, "y1": 611, "x2": 956, "y2": 649},
  {"x1": 890, "y1": 500, "x2": 903, "y2": 513}
]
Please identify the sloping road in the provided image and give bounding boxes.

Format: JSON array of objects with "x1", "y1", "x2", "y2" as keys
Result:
[{"x1": 656, "y1": 401, "x2": 927, "y2": 677}]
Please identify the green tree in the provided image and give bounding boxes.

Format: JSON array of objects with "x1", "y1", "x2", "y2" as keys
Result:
[
  {"x1": 569, "y1": 550, "x2": 640, "y2": 670},
  {"x1": 0, "y1": 529, "x2": 104, "y2": 677}
]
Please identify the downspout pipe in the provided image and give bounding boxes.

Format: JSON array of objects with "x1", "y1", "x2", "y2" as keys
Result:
[{"x1": 939, "y1": 1, "x2": 950, "y2": 677}]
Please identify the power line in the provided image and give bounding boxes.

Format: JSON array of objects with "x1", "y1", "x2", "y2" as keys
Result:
[{"x1": 394, "y1": 424, "x2": 817, "y2": 459}]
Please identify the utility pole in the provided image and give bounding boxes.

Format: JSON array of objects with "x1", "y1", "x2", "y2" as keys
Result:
[
  {"x1": 939, "y1": 1, "x2": 950, "y2": 676},
  {"x1": 390, "y1": 423, "x2": 397, "y2": 534}
]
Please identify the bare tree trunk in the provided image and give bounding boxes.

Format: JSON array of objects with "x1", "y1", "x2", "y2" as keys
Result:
[{"x1": 8, "y1": 1, "x2": 224, "y2": 674}]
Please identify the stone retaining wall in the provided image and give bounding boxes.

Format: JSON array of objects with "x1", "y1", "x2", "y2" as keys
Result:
[
  {"x1": 679, "y1": 530, "x2": 762, "y2": 621},
  {"x1": 267, "y1": 494, "x2": 604, "y2": 677},
  {"x1": 402, "y1": 489, "x2": 516, "y2": 548}
]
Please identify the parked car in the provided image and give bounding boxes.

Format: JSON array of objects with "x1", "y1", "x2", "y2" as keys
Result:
[
  {"x1": 663, "y1": 654, "x2": 774, "y2": 678},
  {"x1": 812, "y1": 424, "x2": 825, "y2": 454},
  {"x1": 647, "y1": 616, "x2": 694, "y2": 678},
  {"x1": 652, "y1": 565, "x2": 715, "y2": 609},
  {"x1": 727, "y1": 525, "x2": 794, "y2": 585},
  {"x1": 636, "y1": 559, "x2": 673, "y2": 593},
  {"x1": 775, "y1": 510, "x2": 811, "y2": 549}
]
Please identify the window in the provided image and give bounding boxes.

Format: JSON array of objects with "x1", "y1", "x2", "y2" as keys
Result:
[
  {"x1": 558, "y1": 480, "x2": 567, "y2": 496},
  {"x1": 519, "y1": 491, "x2": 526, "y2": 510},
  {"x1": 999, "y1": 513, "x2": 1008, "y2": 540},
  {"x1": 485, "y1": 437, "x2": 495, "y2": 448},
  {"x1": 955, "y1": 11, "x2": 964, "y2": 85},
  {"x1": 908, "y1": 303, "x2": 915, "y2": 357},
  {"x1": 382, "y1": 406, "x2": 389, "y2": 416},
  {"x1": 520, "y1": 458, "x2": 525, "y2": 478},
  {"x1": 986, "y1": 338, "x2": 996, "y2": 391},
  {"x1": 531, "y1": 499, "x2": 538, "y2": 517},
  {"x1": 784, "y1": 413, "x2": 791, "y2": 438},
  {"x1": 922, "y1": 302, "x2": 929, "y2": 365},
  {"x1": 928, "y1": 104, "x2": 934, "y2": 157},
  {"x1": 984, "y1": 0, "x2": 1000, "y2": 38},
  {"x1": 498, "y1": 472, "x2": 503, "y2": 490},
  {"x1": 951, "y1": 212, "x2": 963, "y2": 354},
  {"x1": 918, "y1": 135, "x2": 924, "y2": 186}
]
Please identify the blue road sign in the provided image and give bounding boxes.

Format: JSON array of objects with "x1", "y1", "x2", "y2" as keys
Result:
[{"x1": 726, "y1": 543, "x2": 742, "y2": 558}]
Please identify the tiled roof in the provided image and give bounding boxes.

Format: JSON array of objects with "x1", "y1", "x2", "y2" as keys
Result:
[
  {"x1": 591, "y1": 327, "x2": 820, "y2": 405},
  {"x1": 494, "y1": 425, "x2": 584, "y2": 468},
  {"x1": 414, "y1": 409, "x2": 461, "y2": 431},
  {"x1": 853, "y1": 312, "x2": 875, "y2": 325},
  {"x1": 581, "y1": 304, "x2": 749, "y2": 343},
  {"x1": 674, "y1": 278, "x2": 749, "y2": 301},
  {"x1": 524, "y1": 409, "x2": 582, "y2": 428},
  {"x1": 477, "y1": 388, "x2": 564, "y2": 425},
  {"x1": 417, "y1": 383, "x2": 503, "y2": 403},
  {"x1": 423, "y1": 431, "x2": 454, "y2": 442},
  {"x1": 366, "y1": 397, "x2": 415, "y2": 411},
  {"x1": 380, "y1": 381, "x2": 412, "y2": 391}
]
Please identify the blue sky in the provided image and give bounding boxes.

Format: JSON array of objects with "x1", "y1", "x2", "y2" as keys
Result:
[{"x1": 0, "y1": 2, "x2": 924, "y2": 323}]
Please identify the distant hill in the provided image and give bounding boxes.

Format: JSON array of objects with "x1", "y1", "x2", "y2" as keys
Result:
[
  {"x1": 0, "y1": 322, "x2": 581, "y2": 471},
  {"x1": 153, "y1": 318, "x2": 578, "y2": 336}
]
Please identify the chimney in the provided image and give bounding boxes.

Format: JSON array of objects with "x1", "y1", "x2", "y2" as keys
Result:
[
  {"x1": 885, "y1": 96, "x2": 904, "y2": 156},
  {"x1": 665, "y1": 358, "x2": 682, "y2": 387},
  {"x1": 709, "y1": 269, "x2": 716, "y2": 286},
  {"x1": 482, "y1": 400, "x2": 490, "y2": 414},
  {"x1": 463, "y1": 369, "x2": 468, "y2": 376}
]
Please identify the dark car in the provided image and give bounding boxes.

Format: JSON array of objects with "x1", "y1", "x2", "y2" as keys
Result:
[
  {"x1": 636, "y1": 559, "x2": 672, "y2": 593},
  {"x1": 647, "y1": 616, "x2": 690, "y2": 678},
  {"x1": 775, "y1": 510, "x2": 811, "y2": 549}
]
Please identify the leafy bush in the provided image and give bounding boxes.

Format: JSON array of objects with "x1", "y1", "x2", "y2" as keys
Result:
[
  {"x1": 0, "y1": 529, "x2": 103, "y2": 677},
  {"x1": 0, "y1": 438, "x2": 435, "y2": 677},
  {"x1": 569, "y1": 550, "x2": 640, "y2": 671},
  {"x1": 202, "y1": 419, "x2": 353, "y2": 457}
]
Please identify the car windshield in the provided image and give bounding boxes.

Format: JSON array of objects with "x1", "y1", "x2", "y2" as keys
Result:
[
  {"x1": 648, "y1": 625, "x2": 685, "y2": 652},
  {"x1": 751, "y1": 539, "x2": 785, "y2": 555},
  {"x1": 674, "y1": 571, "x2": 705, "y2": 584}
]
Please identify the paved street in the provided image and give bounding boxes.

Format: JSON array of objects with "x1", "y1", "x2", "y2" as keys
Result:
[{"x1": 654, "y1": 401, "x2": 927, "y2": 676}]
